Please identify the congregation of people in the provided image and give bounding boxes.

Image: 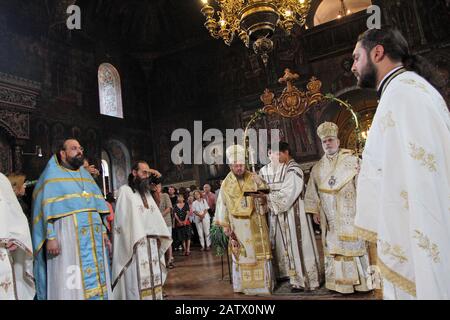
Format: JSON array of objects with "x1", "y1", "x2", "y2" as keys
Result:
[
  {"x1": 0, "y1": 144, "x2": 217, "y2": 300},
  {"x1": 1, "y1": 27, "x2": 449, "y2": 301}
]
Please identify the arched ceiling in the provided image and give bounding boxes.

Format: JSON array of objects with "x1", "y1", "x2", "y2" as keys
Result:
[{"x1": 314, "y1": 0, "x2": 372, "y2": 26}]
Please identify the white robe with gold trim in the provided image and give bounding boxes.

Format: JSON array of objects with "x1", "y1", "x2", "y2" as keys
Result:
[
  {"x1": 0, "y1": 173, "x2": 35, "y2": 300},
  {"x1": 112, "y1": 186, "x2": 172, "y2": 300},
  {"x1": 259, "y1": 162, "x2": 289, "y2": 280},
  {"x1": 305, "y1": 150, "x2": 371, "y2": 294},
  {"x1": 355, "y1": 70, "x2": 450, "y2": 300},
  {"x1": 214, "y1": 171, "x2": 274, "y2": 295}
]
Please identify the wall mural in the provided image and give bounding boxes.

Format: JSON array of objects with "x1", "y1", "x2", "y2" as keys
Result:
[
  {"x1": 0, "y1": 131, "x2": 12, "y2": 173},
  {"x1": 85, "y1": 128, "x2": 99, "y2": 164},
  {"x1": 154, "y1": 120, "x2": 196, "y2": 184},
  {"x1": 240, "y1": 109, "x2": 320, "y2": 164},
  {"x1": 290, "y1": 114, "x2": 318, "y2": 158},
  {"x1": 50, "y1": 123, "x2": 66, "y2": 154},
  {"x1": 105, "y1": 139, "x2": 130, "y2": 194},
  {"x1": 331, "y1": 57, "x2": 357, "y2": 94},
  {"x1": 71, "y1": 126, "x2": 82, "y2": 141}
]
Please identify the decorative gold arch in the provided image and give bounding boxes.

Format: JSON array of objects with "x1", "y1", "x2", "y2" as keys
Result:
[
  {"x1": 250, "y1": 69, "x2": 377, "y2": 160},
  {"x1": 330, "y1": 89, "x2": 378, "y2": 151},
  {"x1": 260, "y1": 69, "x2": 324, "y2": 118}
]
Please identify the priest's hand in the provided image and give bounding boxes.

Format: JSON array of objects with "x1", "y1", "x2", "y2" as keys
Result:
[
  {"x1": 149, "y1": 169, "x2": 162, "y2": 178},
  {"x1": 87, "y1": 165, "x2": 100, "y2": 177},
  {"x1": 6, "y1": 241, "x2": 18, "y2": 252},
  {"x1": 313, "y1": 214, "x2": 320, "y2": 225},
  {"x1": 223, "y1": 226, "x2": 231, "y2": 237},
  {"x1": 46, "y1": 239, "x2": 60, "y2": 257}
]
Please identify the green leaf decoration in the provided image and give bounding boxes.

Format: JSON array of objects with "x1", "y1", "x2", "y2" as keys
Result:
[{"x1": 210, "y1": 224, "x2": 229, "y2": 257}]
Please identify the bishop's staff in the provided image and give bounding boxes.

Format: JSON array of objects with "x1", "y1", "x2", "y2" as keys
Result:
[{"x1": 241, "y1": 110, "x2": 273, "y2": 261}]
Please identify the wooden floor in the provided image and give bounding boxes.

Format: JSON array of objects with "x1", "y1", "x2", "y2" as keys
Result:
[{"x1": 164, "y1": 245, "x2": 377, "y2": 300}]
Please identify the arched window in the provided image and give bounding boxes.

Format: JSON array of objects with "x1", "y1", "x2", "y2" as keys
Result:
[
  {"x1": 98, "y1": 63, "x2": 123, "y2": 118},
  {"x1": 314, "y1": 0, "x2": 372, "y2": 26}
]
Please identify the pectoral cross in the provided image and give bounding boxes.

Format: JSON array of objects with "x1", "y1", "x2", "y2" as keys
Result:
[{"x1": 81, "y1": 190, "x2": 90, "y2": 201}]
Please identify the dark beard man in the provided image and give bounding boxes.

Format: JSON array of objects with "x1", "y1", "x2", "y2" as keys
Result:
[
  {"x1": 356, "y1": 58, "x2": 378, "y2": 89},
  {"x1": 134, "y1": 176, "x2": 152, "y2": 195},
  {"x1": 66, "y1": 152, "x2": 84, "y2": 169}
]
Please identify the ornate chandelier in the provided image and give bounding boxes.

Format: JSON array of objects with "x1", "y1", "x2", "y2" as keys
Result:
[{"x1": 200, "y1": 0, "x2": 311, "y2": 66}]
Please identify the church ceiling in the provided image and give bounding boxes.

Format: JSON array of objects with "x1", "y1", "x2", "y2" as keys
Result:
[
  {"x1": 70, "y1": 0, "x2": 337, "y2": 56},
  {"x1": 5, "y1": 0, "x2": 360, "y2": 58},
  {"x1": 73, "y1": 0, "x2": 209, "y2": 53}
]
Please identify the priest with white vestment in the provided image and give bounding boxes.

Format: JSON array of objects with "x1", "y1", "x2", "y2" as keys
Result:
[
  {"x1": 0, "y1": 173, "x2": 35, "y2": 300},
  {"x1": 112, "y1": 161, "x2": 172, "y2": 300},
  {"x1": 351, "y1": 27, "x2": 450, "y2": 299},
  {"x1": 260, "y1": 142, "x2": 322, "y2": 291},
  {"x1": 305, "y1": 123, "x2": 371, "y2": 294}
]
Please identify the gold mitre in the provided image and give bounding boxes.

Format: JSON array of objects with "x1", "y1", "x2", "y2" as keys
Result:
[
  {"x1": 317, "y1": 122, "x2": 339, "y2": 140},
  {"x1": 226, "y1": 144, "x2": 245, "y2": 164}
]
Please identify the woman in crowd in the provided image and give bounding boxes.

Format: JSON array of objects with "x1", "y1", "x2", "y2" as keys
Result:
[
  {"x1": 192, "y1": 190, "x2": 211, "y2": 251},
  {"x1": 154, "y1": 183, "x2": 175, "y2": 268},
  {"x1": 173, "y1": 195, "x2": 192, "y2": 256}
]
